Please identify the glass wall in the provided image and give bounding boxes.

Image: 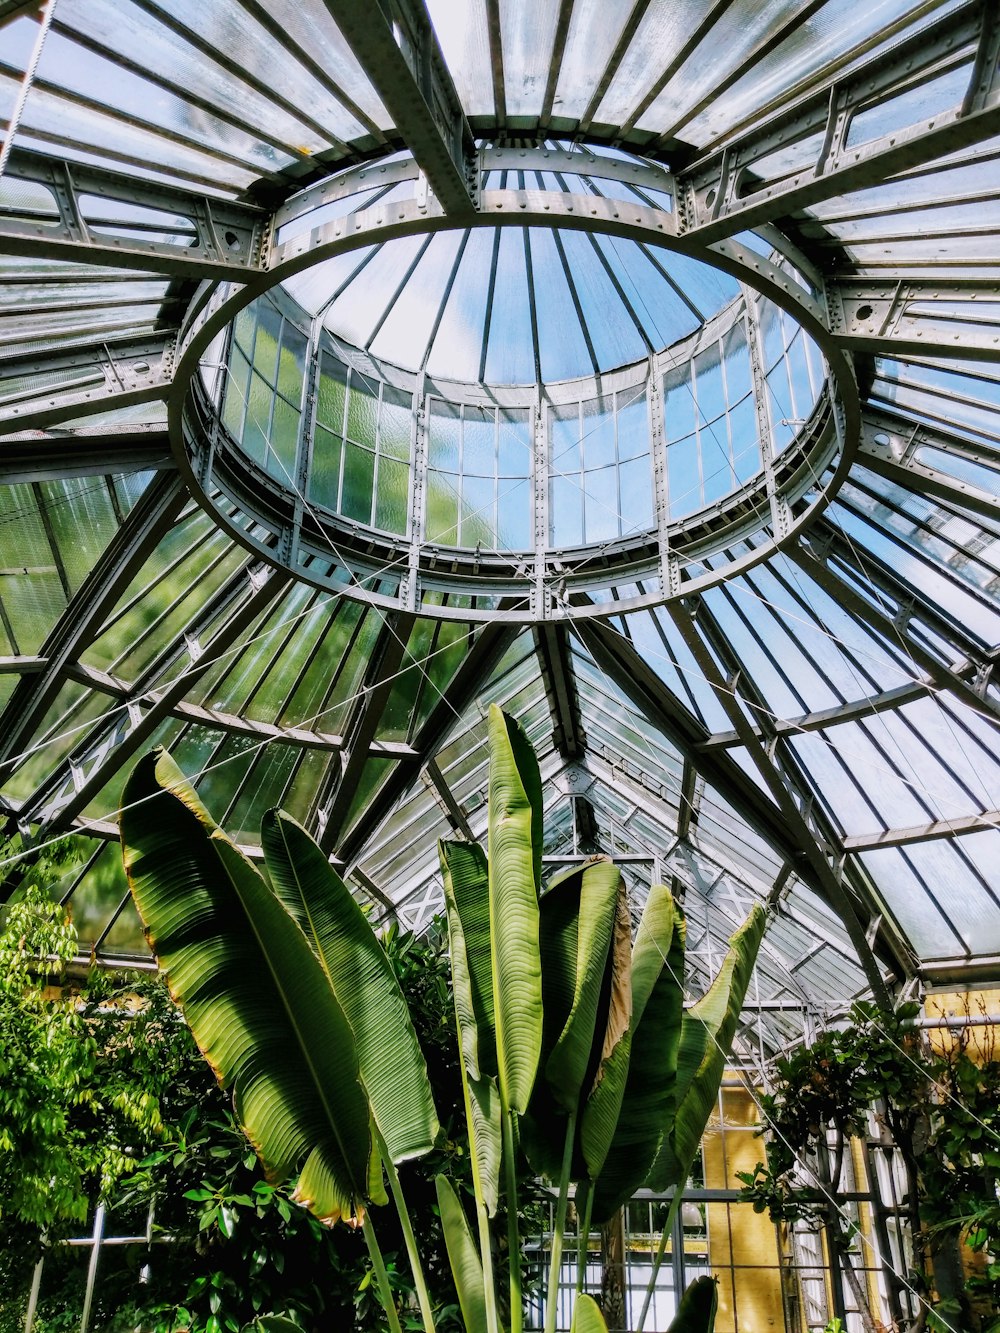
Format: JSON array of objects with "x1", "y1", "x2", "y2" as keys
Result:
[
  {"x1": 548, "y1": 389, "x2": 653, "y2": 546},
  {"x1": 663, "y1": 320, "x2": 761, "y2": 519},
  {"x1": 221, "y1": 294, "x2": 308, "y2": 485},
  {"x1": 426, "y1": 399, "x2": 533, "y2": 549}
]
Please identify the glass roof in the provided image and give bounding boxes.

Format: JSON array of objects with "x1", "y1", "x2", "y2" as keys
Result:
[{"x1": 2, "y1": 0, "x2": 1000, "y2": 1053}]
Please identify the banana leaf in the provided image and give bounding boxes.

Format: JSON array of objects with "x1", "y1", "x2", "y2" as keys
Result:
[
  {"x1": 440, "y1": 839, "x2": 502, "y2": 1216},
  {"x1": 570, "y1": 1294, "x2": 610, "y2": 1332},
  {"x1": 586, "y1": 885, "x2": 686, "y2": 1220},
  {"x1": 487, "y1": 705, "x2": 543, "y2": 1115},
  {"x1": 667, "y1": 1276, "x2": 718, "y2": 1332},
  {"x1": 522, "y1": 860, "x2": 628, "y2": 1181},
  {"x1": 546, "y1": 858, "x2": 625, "y2": 1109},
  {"x1": 648, "y1": 904, "x2": 767, "y2": 1193},
  {"x1": 260, "y1": 809, "x2": 438, "y2": 1165},
  {"x1": 436, "y1": 1174, "x2": 488, "y2": 1333},
  {"x1": 120, "y1": 750, "x2": 372, "y2": 1225}
]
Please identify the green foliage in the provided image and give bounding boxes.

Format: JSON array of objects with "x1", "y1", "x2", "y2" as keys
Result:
[
  {"x1": 736, "y1": 1000, "x2": 1000, "y2": 1329},
  {"x1": 0, "y1": 913, "x2": 473, "y2": 1333},
  {"x1": 112, "y1": 710, "x2": 764, "y2": 1332}
]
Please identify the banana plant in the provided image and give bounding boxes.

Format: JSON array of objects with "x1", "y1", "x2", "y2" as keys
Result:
[
  {"x1": 120, "y1": 706, "x2": 764, "y2": 1333},
  {"x1": 120, "y1": 749, "x2": 440, "y2": 1333},
  {"x1": 437, "y1": 708, "x2": 766, "y2": 1333}
]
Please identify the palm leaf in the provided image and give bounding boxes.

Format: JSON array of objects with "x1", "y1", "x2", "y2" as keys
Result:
[
  {"x1": 120, "y1": 750, "x2": 372, "y2": 1225},
  {"x1": 487, "y1": 705, "x2": 543, "y2": 1114},
  {"x1": 570, "y1": 1293, "x2": 610, "y2": 1332},
  {"x1": 436, "y1": 1174, "x2": 488, "y2": 1333},
  {"x1": 260, "y1": 809, "x2": 438, "y2": 1164},
  {"x1": 649, "y1": 904, "x2": 767, "y2": 1192},
  {"x1": 667, "y1": 1276, "x2": 718, "y2": 1332},
  {"x1": 440, "y1": 839, "x2": 502, "y2": 1216},
  {"x1": 586, "y1": 885, "x2": 685, "y2": 1217}
]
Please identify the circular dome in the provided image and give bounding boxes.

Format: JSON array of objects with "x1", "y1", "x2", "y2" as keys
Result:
[{"x1": 178, "y1": 145, "x2": 855, "y2": 622}]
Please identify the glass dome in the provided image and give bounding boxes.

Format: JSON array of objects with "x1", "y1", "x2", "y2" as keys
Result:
[{"x1": 0, "y1": 0, "x2": 998, "y2": 1045}]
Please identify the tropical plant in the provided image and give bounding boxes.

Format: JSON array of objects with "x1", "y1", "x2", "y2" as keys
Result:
[
  {"x1": 119, "y1": 705, "x2": 767, "y2": 1332},
  {"x1": 737, "y1": 1001, "x2": 1000, "y2": 1333}
]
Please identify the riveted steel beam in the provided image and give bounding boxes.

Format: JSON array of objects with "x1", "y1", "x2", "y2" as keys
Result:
[
  {"x1": 322, "y1": 0, "x2": 476, "y2": 216},
  {"x1": 828, "y1": 274, "x2": 1000, "y2": 362},
  {"x1": 1, "y1": 148, "x2": 268, "y2": 278},
  {"x1": 534, "y1": 622, "x2": 584, "y2": 760},
  {"x1": 0, "y1": 331, "x2": 177, "y2": 433},
  {"x1": 858, "y1": 405, "x2": 1000, "y2": 522},
  {"x1": 701, "y1": 679, "x2": 931, "y2": 751},
  {"x1": 844, "y1": 811, "x2": 1000, "y2": 851},
  {"x1": 676, "y1": 0, "x2": 1000, "y2": 246}
]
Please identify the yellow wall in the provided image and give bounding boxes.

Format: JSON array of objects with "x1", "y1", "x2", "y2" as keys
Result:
[{"x1": 701, "y1": 1084, "x2": 785, "y2": 1333}]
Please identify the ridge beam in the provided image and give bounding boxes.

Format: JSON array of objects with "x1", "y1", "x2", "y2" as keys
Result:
[{"x1": 323, "y1": 0, "x2": 476, "y2": 216}]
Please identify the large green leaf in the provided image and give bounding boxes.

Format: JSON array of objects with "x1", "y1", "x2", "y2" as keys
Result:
[
  {"x1": 439, "y1": 840, "x2": 496, "y2": 1080},
  {"x1": 570, "y1": 1293, "x2": 610, "y2": 1332},
  {"x1": 440, "y1": 839, "x2": 502, "y2": 1216},
  {"x1": 120, "y1": 750, "x2": 372, "y2": 1225},
  {"x1": 667, "y1": 1276, "x2": 718, "y2": 1332},
  {"x1": 586, "y1": 885, "x2": 685, "y2": 1218},
  {"x1": 260, "y1": 809, "x2": 438, "y2": 1165},
  {"x1": 487, "y1": 705, "x2": 543, "y2": 1114},
  {"x1": 546, "y1": 858, "x2": 626, "y2": 1113},
  {"x1": 436, "y1": 1174, "x2": 488, "y2": 1333},
  {"x1": 648, "y1": 904, "x2": 767, "y2": 1192},
  {"x1": 524, "y1": 862, "x2": 632, "y2": 1183}
]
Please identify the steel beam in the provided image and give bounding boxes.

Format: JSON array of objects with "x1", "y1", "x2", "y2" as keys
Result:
[
  {"x1": 676, "y1": 0, "x2": 1000, "y2": 246},
  {"x1": 22, "y1": 561, "x2": 290, "y2": 830},
  {"x1": 322, "y1": 0, "x2": 476, "y2": 216},
  {"x1": 534, "y1": 623, "x2": 584, "y2": 760},
  {"x1": 337, "y1": 619, "x2": 519, "y2": 867},
  {"x1": 701, "y1": 679, "x2": 931, "y2": 751},
  {"x1": 0, "y1": 470, "x2": 186, "y2": 783},
  {"x1": 574, "y1": 617, "x2": 805, "y2": 879},
  {"x1": 0, "y1": 426, "x2": 174, "y2": 482},
  {"x1": 857, "y1": 406, "x2": 1000, "y2": 522},
  {"x1": 828, "y1": 275, "x2": 1000, "y2": 362},
  {"x1": 0, "y1": 332, "x2": 177, "y2": 433},
  {"x1": 844, "y1": 811, "x2": 1000, "y2": 851},
  {"x1": 314, "y1": 612, "x2": 416, "y2": 854},
  {"x1": 790, "y1": 524, "x2": 1000, "y2": 726},
  {"x1": 422, "y1": 755, "x2": 476, "y2": 841},
  {"x1": 667, "y1": 598, "x2": 899, "y2": 1003},
  {"x1": 0, "y1": 148, "x2": 268, "y2": 278}
]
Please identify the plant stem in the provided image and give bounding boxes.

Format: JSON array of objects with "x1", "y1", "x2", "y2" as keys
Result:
[
  {"x1": 544, "y1": 1109, "x2": 578, "y2": 1333},
  {"x1": 502, "y1": 1106, "x2": 524, "y2": 1333},
  {"x1": 362, "y1": 1211, "x2": 404, "y2": 1333},
  {"x1": 575, "y1": 1180, "x2": 594, "y2": 1296},
  {"x1": 459, "y1": 1065, "x2": 500, "y2": 1333},
  {"x1": 635, "y1": 1190, "x2": 682, "y2": 1333},
  {"x1": 378, "y1": 1132, "x2": 436, "y2": 1333}
]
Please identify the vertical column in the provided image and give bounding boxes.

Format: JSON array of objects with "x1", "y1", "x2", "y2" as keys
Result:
[
  {"x1": 404, "y1": 373, "x2": 428, "y2": 613},
  {"x1": 647, "y1": 356, "x2": 680, "y2": 598},
  {"x1": 531, "y1": 391, "x2": 551, "y2": 619},
  {"x1": 287, "y1": 318, "x2": 322, "y2": 572},
  {"x1": 744, "y1": 292, "x2": 792, "y2": 542},
  {"x1": 79, "y1": 1204, "x2": 106, "y2": 1333}
]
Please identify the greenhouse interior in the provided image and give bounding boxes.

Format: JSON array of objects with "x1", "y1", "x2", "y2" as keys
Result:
[{"x1": 1, "y1": 0, "x2": 1000, "y2": 1330}]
